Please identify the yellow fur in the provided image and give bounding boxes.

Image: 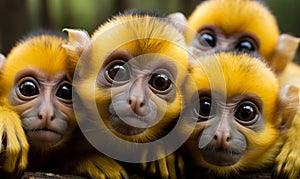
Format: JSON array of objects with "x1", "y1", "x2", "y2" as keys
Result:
[
  {"x1": 0, "y1": 102, "x2": 29, "y2": 173},
  {"x1": 1, "y1": 35, "x2": 68, "y2": 97},
  {"x1": 2, "y1": 33, "x2": 127, "y2": 178},
  {"x1": 73, "y1": 12, "x2": 190, "y2": 178},
  {"x1": 185, "y1": 1, "x2": 300, "y2": 177},
  {"x1": 76, "y1": 12, "x2": 189, "y2": 142},
  {"x1": 184, "y1": 52, "x2": 288, "y2": 176},
  {"x1": 186, "y1": 0, "x2": 279, "y2": 61},
  {"x1": 275, "y1": 110, "x2": 300, "y2": 178}
]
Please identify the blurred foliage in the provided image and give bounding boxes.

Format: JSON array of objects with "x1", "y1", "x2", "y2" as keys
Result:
[{"x1": 0, "y1": 0, "x2": 299, "y2": 57}]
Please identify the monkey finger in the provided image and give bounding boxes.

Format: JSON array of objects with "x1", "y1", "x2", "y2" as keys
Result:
[
  {"x1": 157, "y1": 158, "x2": 169, "y2": 179},
  {"x1": 176, "y1": 154, "x2": 185, "y2": 179},
  {"x1": 140, "y1": 162, "x2": 148, "y2": 171},
  {"x1": 148, "y1": 161, "x2": 157, "y2": 176},
  {"x1": 86, "y1": 155, "x2": 127, "y2": 179},
  {"x1": 166, "y1": 154, "x2": 176, "y2": 179},
  {"x1": 3, "y1": 129, "x2": 21, "y2": 173},
  {"x1": 16, "y1": 129, "x2": 29, "y2": 170}
]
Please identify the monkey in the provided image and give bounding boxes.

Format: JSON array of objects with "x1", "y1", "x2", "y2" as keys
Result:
[
  {"x1": 183, "y1": 0, "x2": 299, "y2": 73},
  {"x1": 170, "y1": 0, "x2": 300, "y2": 177},
  {"x1": 179, "y1": 51, "x2": 299, "y2": 178},
  {"x1": 1, "y1": 31, "x2": 127, "y2": 178},
  {"x1": 63, "y1": 10, "x2": 191, "y2": 178}
]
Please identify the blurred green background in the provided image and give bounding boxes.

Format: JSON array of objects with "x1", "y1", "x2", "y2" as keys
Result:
[{"x1": 0, "y1": 0, "x2": 299, "y2": 58}]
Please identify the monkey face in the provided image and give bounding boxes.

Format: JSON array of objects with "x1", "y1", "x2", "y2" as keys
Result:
[
  {"x1": 8, "y1": 68, "x2": 75, "y2": 151},
  {"x1": 186, "y1": 90, "x2": 265, "y2": 167},
  {"x1": 95, "y1": 50, "x2": 182, "y2": 141},
  {"x1": 185, "y1": 0, "x2": 279, "y2": 61},
  {"x1": 71, "y1": 14, "x2": 190, "y2": 144},
  {"x1": 181, "y1": 52, "x2": 293, "y2": 176}
]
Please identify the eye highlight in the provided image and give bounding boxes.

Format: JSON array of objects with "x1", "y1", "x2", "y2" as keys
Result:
[
  {"x1": 56, "y1": 82, "x2": 72, "y2": 102},
  {"x1": 235, "y1": 40, "x2": 256, "y2": 52},
  {"x1": 149, "y1": 73, "x2": 172, "y2": 92},
  {"x1": 198, "y1": 32, "x2": 216, "y2": 48},
  {"x1": 194, "y1": 96, "x2": 216, "y2": 121},
  {"x1": 148, "y1": 69, "x2": 173, "y2": 94},
  {"x1": 17, "y1": 78, "x2": 39, "y2": 99},
  {"x1": 105, "y1": 59, "x2": 130, "y2": 83},
  {"x1": 234, "y1": 101, "x2": 259, "y2": 125}
]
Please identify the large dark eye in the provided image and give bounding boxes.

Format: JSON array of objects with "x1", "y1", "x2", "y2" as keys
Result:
[
  {"x1": 198, "y1": 32, "x2": 216, "y2": 48},
  {"x1": 18, "y1": 80, "x2": 39, "y2": 97},
  {"x1": 149, "y1": 73, "x2": 172, "y2": 92},
  {"x1": 235, "y1": 101, "x2": 258, "y2": 124},
  {"x1": 194, "y1": 96, "x2": 216, "y2": 121},
  {"x1": 56, "y1": 82, "x2": 72, "y2": 101},
  {"x1": 105, "y1": 60, "x2": 130, "y2": 82},
  {"x1": 235, "y1": 40, "x2": 255, "y2": 52}
]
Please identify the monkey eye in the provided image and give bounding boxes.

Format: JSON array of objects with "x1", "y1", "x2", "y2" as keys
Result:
[
  {"x1": 198, "y1": 32, "x2": 216, "y2": 48},
  {"x1": 105, "y1": 60, "x2": 130, "y2": 83},
  {"x1": 194, "y1": 96, "x2": 216, "y2": 121},
  {"x1": 235, "y1": 40, "x2": 256, "y2": 52},
  {"x1": 56, "y1": 82, "x2": 72, "y2": 103},
  {"x1": 234, "y1": 101, "x2": 259, "y2": 125},
  {"x1": 149, "y1": 70, "x2": 172, "y2": 93},
  {"x1": 17, "y1": 77, "x2": 39, "y2": 99}
]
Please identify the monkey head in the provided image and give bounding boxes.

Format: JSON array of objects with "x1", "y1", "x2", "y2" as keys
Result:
[
  {"x1": 1, "y1": 33, "x2": 76, "y2": 151},
  {"x1": 182, "y1": 51, "x2": 299, "y2": 176},
  {"x1": 184, "y1": 0, "x2": 299, "y2": 73},
  {"x1": 71, "y1": 10, "x2": 189, "y2": 143}
]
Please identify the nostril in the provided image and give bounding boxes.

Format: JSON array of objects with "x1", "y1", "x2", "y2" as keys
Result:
[
  {"x1": 129, "y1": 99, "x2": 132, "y2": 105},
  {"x1": 38, "y1": 114, "x2": 43, "y2": 120},
  {"x1": 214, "y1": 135, "x2": 218, "y2": 140},
  {"x1": 226, "y1": 136, "x2": 231, "y2": 142},
  {"x1": 139, "y1": 102, "x2": 144, "y2": 107}
]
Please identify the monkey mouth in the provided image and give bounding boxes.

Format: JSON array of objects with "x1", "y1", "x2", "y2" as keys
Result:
[
  {"x1": 26, "y1": 128, "x2": 63, "y2": 149},
  {"x1": 109, "y1": 115, "x2": 148, "y2": 136},
  {"x1": 200, "y1": 147, "x2": 243, "y2": 166}
]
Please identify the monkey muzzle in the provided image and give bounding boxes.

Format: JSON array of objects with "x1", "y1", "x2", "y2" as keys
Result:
[{"x1": 200, "y1": 146, "x2": 243, "y2": 166}]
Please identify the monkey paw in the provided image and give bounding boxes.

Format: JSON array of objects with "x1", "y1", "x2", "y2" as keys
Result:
[
  {"x1": 274, "y1": 123, "x2": 300, "y2": 178},
  {"x1": 141, "y1": 152, "x2": 185, "y2": 179},
  {"x1": 75, "y1": 154, "x2": 128, "y2": 179},
  {"x1": 0, "y1": 105, "x2": 29, "y2": 174}
]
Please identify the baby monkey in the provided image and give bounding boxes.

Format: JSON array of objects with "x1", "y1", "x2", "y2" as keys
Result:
[
  {"x1": 181, "y1": 51, "x2": 299, "y2": 178},
  {"x1": 1, "y1": 31, "x2": 126, "y2": 178},
  {"x1": 64, "y1": 10, "x2": 190, "y2": 178}
]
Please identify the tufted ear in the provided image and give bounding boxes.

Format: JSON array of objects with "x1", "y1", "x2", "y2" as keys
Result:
[
  {"x1": 62, "y1": 28, "x2": 91, "y2": 56},
  {"x1": 168, "y1": 12, "x2": 187, "y2": 33},
  {"x1": 277, "y1": 85, "x2": 299, "y2": 133},
  {"x1": 62, "y1": 28, "x2": 91, "y2": 80},
  {"x1": 270, "y1": 34, "x2": 300, "y2": 73}
]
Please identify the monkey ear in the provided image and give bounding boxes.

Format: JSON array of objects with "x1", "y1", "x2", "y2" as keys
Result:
[
  {"x1": 277, "y1": 85, "x2": 299, "y2": 133},
  {"x1": 270, "y1": 34, "x2": 300, "y2": 73},
  {"x1": 168, "y1": 12, "x2": 187, "y2": 33},
  {"x1": 62, "y1": 28, "x2": 91, "y2": 56},
  {"x1": 62, "y1": 28, "x2": 91, "y2": 80}
]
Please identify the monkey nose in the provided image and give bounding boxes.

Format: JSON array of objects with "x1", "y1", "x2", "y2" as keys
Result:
[
  {"x1": 128, "y1": 96, "x2": 146, "y2": 116},
  {"x1": 38, "y1": 111, "x2": 56, "y2": 121},
  {"x1": 213, "y1": 130, "x2": 232, "y2": 147}
]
